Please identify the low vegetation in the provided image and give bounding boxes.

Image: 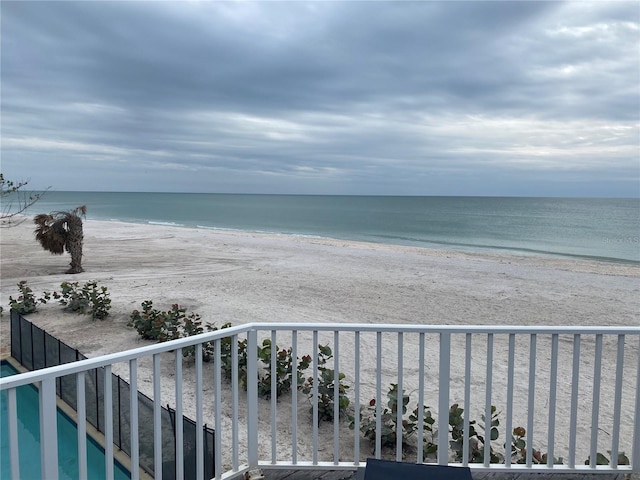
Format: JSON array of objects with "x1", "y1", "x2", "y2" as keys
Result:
[
  {"x1": 53, "y1": 281, "x2": 111, "y2": 320},
  {"x1": 6, "y1": 282, "x2": 628, "y2": 467},
  {"x1": 8, "y1": 280, "x2": 110, "y2": 319},
  {"x1": 8, "y1": 280, "x2": 51, "y2": 315}
]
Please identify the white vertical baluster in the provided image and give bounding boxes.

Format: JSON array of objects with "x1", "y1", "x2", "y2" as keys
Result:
[
  {"x1": 40, "y1": 377, "x2": 58, "y2": 480},
  {"x1": 76, "y1": 372, "x2": 87, "y2": 480},
  {"x1": 438, "y1": 333, "x2": 451, "y2": 466},
  {"x1": 271, "y1": 330, "x2": 277, "y2": 464},
  {"x1": 292, "y1": 331, "x2": 298, "y2": 464},
  {"x1": 231, "y1": 335, "x2": 239, "y2": 472},
  {"x1": 590, "y1": 334, "x2": 603, "y2": 468},
  {"x1": 153, "y1": 356, "x2": 162, "y2": 480},
  {"x1": 7, "y1": 388, "x2": 20, "y2": 480},
  {"x1": 375, "y1": 332, "x2": 382, "y2": 459},
  {"x1": 417, "y1": 332, "x2": 425, "y2": 464},
  {"x1": 396, "y1": 332, "x2": 403, "y2": 462},
  {"x1": 354, "y1": 331, "x2": 361, "y2": 465},
  {"x1": 216, "y1": 338, "x2": 224, "y2": 477},
  {"x1": 175, "y1": 349, "x2": 184, "y2": 480},
  {"x1": 195, "y1": 343, "x2": 204, "y2": 480},
  {"x1": 568, "y1": 334, "x2": 580, "y2": 468},
  {"x1": 312, "y1": 330, "x2": 319, "y2": 464},
  {"x1": 333, "y1": 332, "x2": 340, "y2": 464},
  {"x1": 632, "y1": 335, "x2": 640, "y2": 472},
  {"x1": 463, "y1": 333, "x2": 472, "y2": 466},
  {"x1": 526, "y1": 334, "x2": 536, "y2": 467},
  {"x1": 247, "y1": 330, "x2": 259, "y2": 470},
  {"x1": 130, "y1": 359, "x2": 140, "y2": 480},
  {"x1": 611, "y1": 335, "x2": 625, "y2": 468},
  {"x1": 505, "y1": 334, "x2": 515, "y2": 467},
  {"x1": 484, "y1": 334, "x2": 493, "y2": 467},
  {"x1": 547, "y1": 334, "x2": 559, "y2": 466},
  {"x1": 104, "y1": 365, "x2": 114, "y2": 480}
]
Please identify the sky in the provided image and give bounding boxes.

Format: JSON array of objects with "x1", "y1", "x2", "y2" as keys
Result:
[{"x1": 1, "y1": 1, "x2": 639, "y2": 197}]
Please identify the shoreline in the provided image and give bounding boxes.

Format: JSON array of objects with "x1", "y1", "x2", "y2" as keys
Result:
[
  {"x1": 54, "y1": 215, "x2": 640, "y2": 267},
  {"x1": 128, "y1": 221, "x2": 640, "y2": 267},
  {"x1": 9, "y1": 191, "x2": 640, "y2": 265},
  {"x1": 1, "y1": 218, "x2": 638, "y2": 468}
]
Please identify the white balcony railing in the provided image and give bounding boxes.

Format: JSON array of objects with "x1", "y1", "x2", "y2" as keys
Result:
[{"x1": 1, "y1": 323, "x2": 639, "y2": 479}]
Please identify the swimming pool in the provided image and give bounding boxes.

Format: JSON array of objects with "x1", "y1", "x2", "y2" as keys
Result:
[{"x1": 1, "y1": 361, "x2": 131, "y2": 480}]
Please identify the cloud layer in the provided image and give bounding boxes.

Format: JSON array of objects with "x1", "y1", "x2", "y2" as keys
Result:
[{"x1": 2, "y1": 1, "x2": 638, "y2": 196}]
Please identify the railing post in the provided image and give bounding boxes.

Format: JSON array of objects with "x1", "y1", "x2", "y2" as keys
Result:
[
  {"x1": 153, "y1": 355, "x2": 163, "y2": 480},
  {"x1": 104, "y1": 365, "x2": 114, "y2": 480},
  {"x1": 8, "y1": 388, "x2": 20, "y2": 480},
  {"x1": 175, "y1": 349, "x2": 184, "y2": 480},
  {"x1": 375, "y1": 332, "x2": 382, "y2": 459},
  {"x1": 590, "y1": 334, "x2": 603, "y2": 468},
  {"x1": 129, "y1": 359, "x2": 140, "y2": 480},
  {"x1": 195, "y1": 344, "x2": 204, "y2": 480},
  {"x1": 463, "y1": 333, "x2": 472, "y2": 466},
  {"x1": 633, "y1": 336, "x2": 640, "y2": 472},
  {"x1": 568, "y1": 334, "x2": 581, "y2": 468},
  {"x1": 526, "y1": 334, "x2": 537, "y2": 467},
  {"x1": 438, "y1": 332, "x2": 451, "y2": 466},
  {"x1": 484, "y1": 333, "x2": 494, "y2": 467},
  {"x1": 247, "y1": 328, "x2": 259, "y2": 469},
  {"x1": 40, "y1": 377, "x2": 59, "y2": 480}
]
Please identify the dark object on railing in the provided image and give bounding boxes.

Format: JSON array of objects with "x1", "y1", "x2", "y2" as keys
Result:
[
  {"x1": 361, "y1": 458, "x2": 473, "y2": 480},
  {"x1": 10, "y1": 310, "x2": 214, "y2": 480}
]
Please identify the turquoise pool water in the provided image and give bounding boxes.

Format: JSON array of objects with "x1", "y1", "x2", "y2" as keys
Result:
[{"x1": 0, "y1": 362, "x2": 131, "y2": 479}]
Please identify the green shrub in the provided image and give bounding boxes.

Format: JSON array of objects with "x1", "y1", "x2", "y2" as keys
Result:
[
  {"x1": 351, "y1": 383, "x2": 418, "y2": 454},
  {"x1": 53, "y1": 281, "x2": 111, "y2": 320},
  {"x1": 9, "y1": 280, "x2": 50, "y2": 314},
  {"x1": 257, "y1": 339, "x2": 311, "y2": 399},
  {"x1": 302, "y1": 344, "x2": 349, "y2": 423},
  {"x1": 409, "y1": 404, "x2": 437, "y2": 461},
  {"x1": 128, "y1": 300, "x2": 183, "y2": 341},
  {"x1": 584, "y1": 451, "x2": 629, "y2": 466}
]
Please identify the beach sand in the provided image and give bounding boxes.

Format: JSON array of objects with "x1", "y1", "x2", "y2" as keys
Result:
[{"x1": 1, "y1": 219, "x2": 639, "y2": 471}]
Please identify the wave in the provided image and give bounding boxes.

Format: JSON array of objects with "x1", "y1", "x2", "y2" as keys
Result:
[
  {"x1": 148, "y1": 221, "x2": 185, "y2": 227},
  {"x1": 196, "y1": 224, "x2": 323, "y2": 239},
  {"x1": 373, "y1": 234, "x2": 639, "y2": 265}
]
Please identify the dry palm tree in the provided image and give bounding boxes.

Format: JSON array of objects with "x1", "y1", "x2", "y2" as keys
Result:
[{"x1": 34, "y1": 205, "x2": 87, "y2": 273}]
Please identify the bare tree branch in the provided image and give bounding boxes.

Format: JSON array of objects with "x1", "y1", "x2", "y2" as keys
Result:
[{"x1": 1, "y1": 173, "x2": 50, "y2": 227}]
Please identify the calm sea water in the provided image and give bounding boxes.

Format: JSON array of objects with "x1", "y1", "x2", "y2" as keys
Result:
[{"x1": 17, "y1": 192, "x2": 640, "y2": 263}]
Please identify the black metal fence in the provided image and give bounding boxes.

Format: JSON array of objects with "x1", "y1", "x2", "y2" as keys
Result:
[{"x1": 10, "y1": 310, "x2": 215, "y2": 480}]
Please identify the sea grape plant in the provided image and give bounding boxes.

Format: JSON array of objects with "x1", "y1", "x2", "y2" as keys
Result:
[
  {"x1": 8, "y1": 280, "x2": 50, "y2": 314},
  {"x1": 8, "y1": 280, "x2": 110, "y2": 320},
  {"x1": 257, "y1": 339, "x2": 311, "y2": 399},
  {"x1": 302, "y1": 344, "x2": 350, "y2": 423},
  {"x1": 54, "y1": 281, "x2": 111, "y2": 320},
  {"x1": 352, "y1": 383, "x2": 415, "y2": 452}
]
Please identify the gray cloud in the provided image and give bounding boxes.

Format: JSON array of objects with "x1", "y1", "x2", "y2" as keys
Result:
[{"x1": 1, "y1": 1, "x2": 638, "y2": 196}]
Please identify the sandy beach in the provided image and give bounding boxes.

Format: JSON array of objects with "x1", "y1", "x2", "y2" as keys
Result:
[{"x1": 1, "y1": 218, "x2": 639, "y2": 470}]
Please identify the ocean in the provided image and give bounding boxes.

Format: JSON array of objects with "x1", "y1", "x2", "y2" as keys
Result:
[{"x1": 15, "y1": 192, "x2": 640, "y2": 263}]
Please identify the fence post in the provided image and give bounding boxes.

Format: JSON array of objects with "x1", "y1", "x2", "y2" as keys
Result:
[
  {"x1": 438, "y1": 333, "x2": 451, "y2": 466},
  {"x1": 247, "y1": 329, "x2": 259, "y2": 469}
]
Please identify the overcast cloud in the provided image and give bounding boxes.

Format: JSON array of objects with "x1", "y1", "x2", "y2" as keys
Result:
[{"x1": 1, "y1": 1, "x2": 638, "y2": 196}]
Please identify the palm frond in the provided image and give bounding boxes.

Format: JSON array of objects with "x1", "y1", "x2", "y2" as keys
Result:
[{"x1": 33, "y1": 205, "x2": 86, "y2": 261}]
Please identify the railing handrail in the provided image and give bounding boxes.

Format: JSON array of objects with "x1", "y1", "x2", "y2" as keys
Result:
[
  {"x1": 0, "y1": 322, "x2": 251, "y2": 389},
  {"x1": 1, "y1": 322, "x2": 638, "y2": 390},
  {"x1": 251, "y1": 323, "x2": 640, "y2": 335}
]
